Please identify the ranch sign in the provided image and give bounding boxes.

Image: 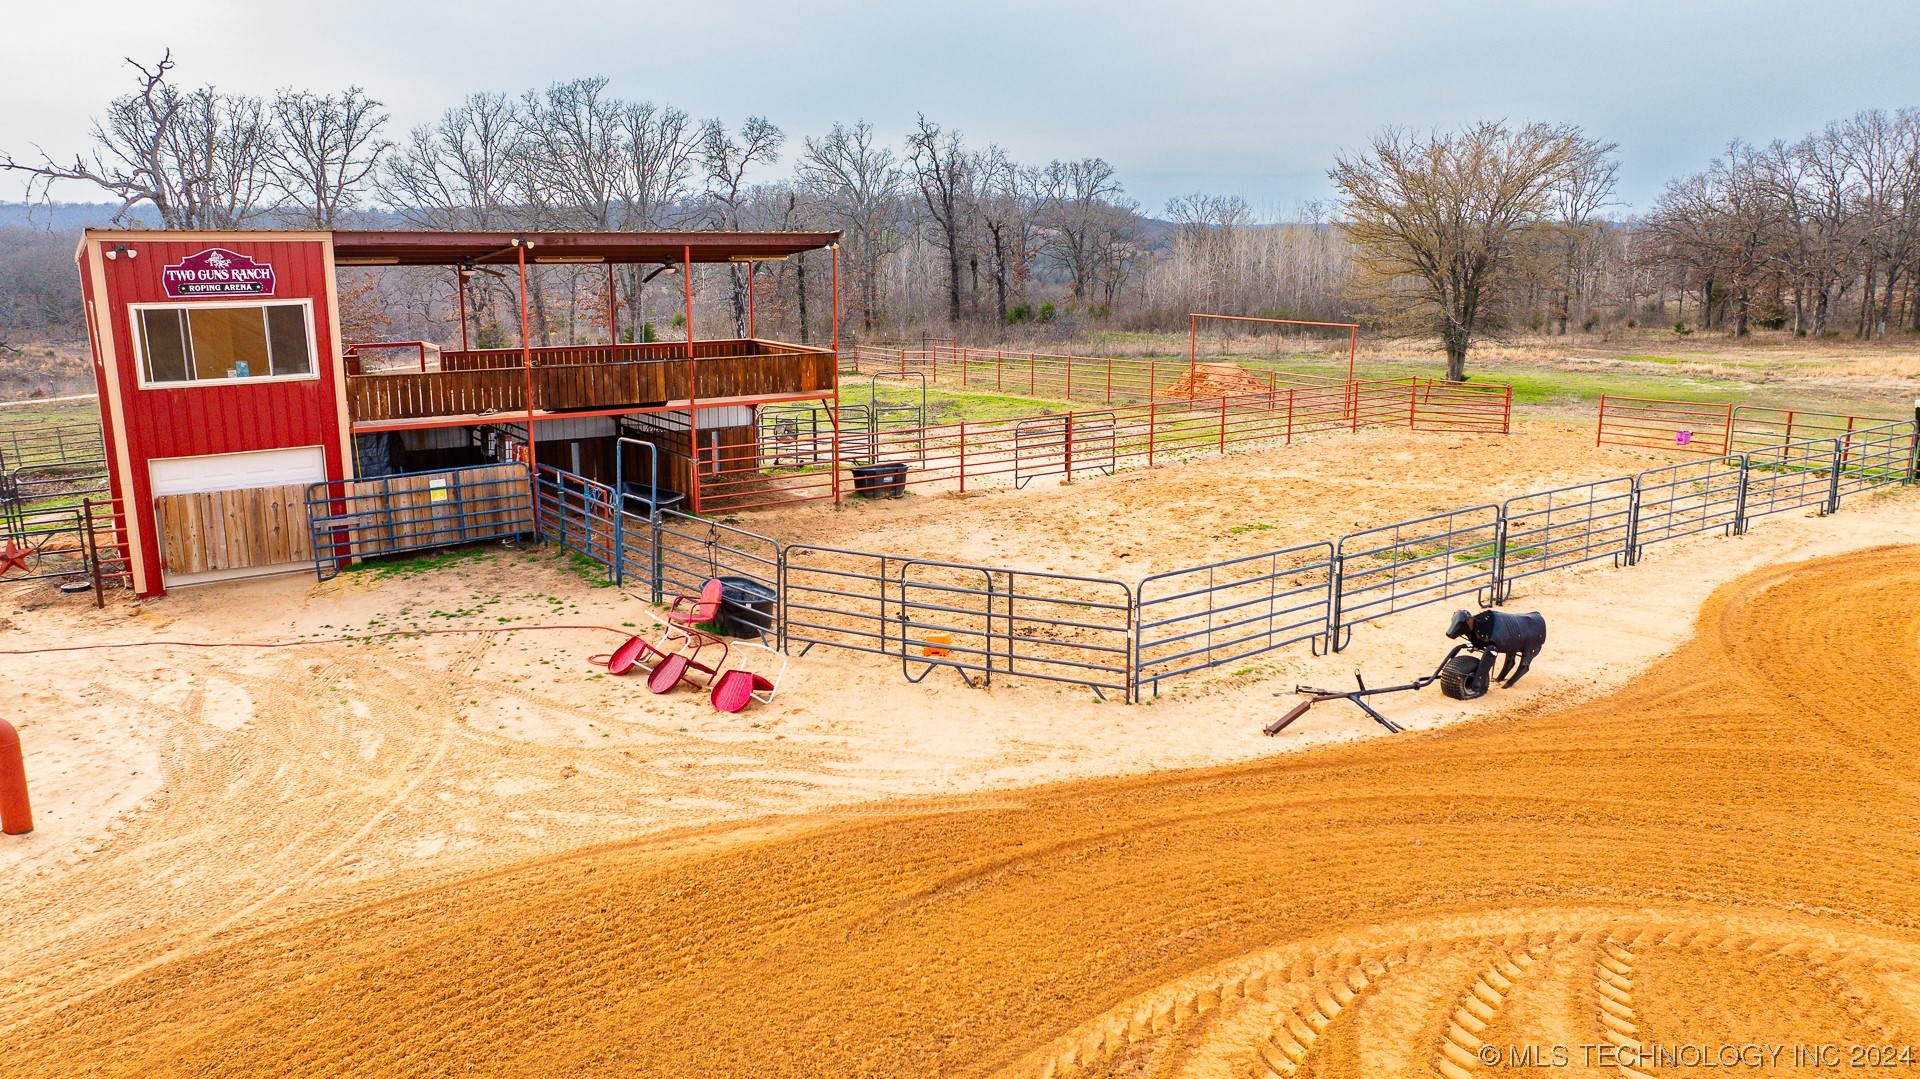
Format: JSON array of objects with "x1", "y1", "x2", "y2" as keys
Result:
[{"x1": 162, "y1": 248, "x2": 277, "y2": 298}]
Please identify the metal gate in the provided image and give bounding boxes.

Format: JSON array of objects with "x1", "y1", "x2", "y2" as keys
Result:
[
  {"x1": 307, "y1": 463, "x2": 533, "y2": 580},
  {"x1": 1494, "y1": 477, "x2": 1634, "y2": 599},
  {"x1": 1332, "y1": 506, "x2": 1501, "y2": 651},
  {"x1": 1134, "y1": 543, "x2": 1334, "y2": 697},
  {"x1": 1012, "y1": 413, "x2": 1117, "y2": 489},
  {"x1": 1737, "y1": 436, "x2": 1839, "y2": 530}
]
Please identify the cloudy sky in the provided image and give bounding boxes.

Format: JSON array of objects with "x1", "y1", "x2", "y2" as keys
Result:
[{"x1": 5, "y1": 0, "x2": 1918, "y2": 216}]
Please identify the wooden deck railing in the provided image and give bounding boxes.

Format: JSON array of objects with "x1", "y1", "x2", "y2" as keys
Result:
[
  {"x1": 347, "y1": 342, "x2": 837, "y2": 424},
  {"x1": 436, "y1": 338, "x2": 815, "y2": 371}
]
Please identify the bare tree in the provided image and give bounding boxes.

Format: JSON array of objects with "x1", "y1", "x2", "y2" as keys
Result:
[
  {"x1": 2, "y1": 52, "x2": 275, "y2": 228},
  {"x1": 1038, "y1": 158, "x2": 1126, "y2": 303},
  {"x1": 377, "y1": 93, "x2": 526, "y2": 347},
  {"x1": 516, "y1": 78, "x2": 626, "y2": 230},
  {"x1": 798, "y1": 121, "x2": 906, "y2": 332},
  {"x1": 266, "y1": 87, "x2": 388, "y2": 227},
  {"x1": 906, "y1": 116, "x2": 972, "y2": 324},
  {"x1": 1090, "y1": 200, "x2": 1147, "y2": 310},
  {"x1": 699, "y1": 117, "x2": 785, "y2": 336},
  {"x1": 1545, "y1": 136, "x2": 1619, "y2": 333},
  {"x1": 1332, "y1": 121, "x2": 1599, "y2": 381},
  {"x1": 612, "y1": 101, "x2": 702, "y2": 338},
  {"x1": 1165, "y1": 192, "x2": 1254, "y2": 312},
  {"x1": 377, "y1": 93, "x2": 523, "y2": 230},
  {"x1": 973, "y1": 147, "x2": 1041, "y2": 325}
]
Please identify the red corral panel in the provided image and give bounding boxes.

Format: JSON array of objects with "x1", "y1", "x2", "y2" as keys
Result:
[{"x1": 86, "y1": 233, "x2": 349, "y2": 595}]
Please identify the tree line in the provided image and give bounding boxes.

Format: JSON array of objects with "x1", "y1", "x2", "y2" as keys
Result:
[
  {"x1": 1646, "y1": 109, "x2": 1920, "y2": 339},
  {"x1": 6, "y1": 52, "x2": 1920, "y2": 378}
]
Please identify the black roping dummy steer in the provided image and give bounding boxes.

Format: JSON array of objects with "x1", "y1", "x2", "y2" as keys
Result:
[{"x1": 1441, "y1": 609, "x2": 1547, "y2": 700}]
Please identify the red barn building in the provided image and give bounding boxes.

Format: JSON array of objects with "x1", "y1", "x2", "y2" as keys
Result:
[{"x1": 76, "y1": 229, "x2": 841, "y2": 597}]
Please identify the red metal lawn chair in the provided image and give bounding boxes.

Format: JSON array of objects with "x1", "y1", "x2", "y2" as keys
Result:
[
  {"x1": 662, "y1": 579, "x2": 726, "y2": 650},
  {"x1": 592, "y1": 579, "x2": 726, "y2": 680},
  {"x1": 647, "y1": 635, "x2": 730, "y2": 694},
  {"x1": 646, "y1": 578, "x2": 732, "y2": 693},
  {"x1": 709, "y1": 646, "x2": 788, "y2": 714},
  {"x1": 593, "y1": 633, "x2": 671, "y2": 677}
]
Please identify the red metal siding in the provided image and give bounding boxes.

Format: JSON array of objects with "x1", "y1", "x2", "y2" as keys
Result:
[
  {"x1": 76, "y1": 245, "x2": 136, "y2": 585},
  {"x1": 93, "y1": 236, "x2": 346, "y2": 595}
]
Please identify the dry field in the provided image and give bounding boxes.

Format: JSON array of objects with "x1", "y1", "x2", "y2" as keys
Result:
[{"x1": 1, "y1": 421, "x2": 1918, "y2": 1075}]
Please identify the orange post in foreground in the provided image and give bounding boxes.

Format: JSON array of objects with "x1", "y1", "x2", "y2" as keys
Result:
[{"x1": 0, "y1": 719, "x2": 30, "y2": 835}]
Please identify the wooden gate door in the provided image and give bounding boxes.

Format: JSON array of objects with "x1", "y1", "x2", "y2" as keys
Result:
[{"x1": 154, "y1": 483, "x2": 314, "y2": 580}]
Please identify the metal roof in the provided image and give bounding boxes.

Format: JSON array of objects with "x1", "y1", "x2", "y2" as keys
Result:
[{"x1": 328, "y1": 230, "x2": 840, "y2": 266}]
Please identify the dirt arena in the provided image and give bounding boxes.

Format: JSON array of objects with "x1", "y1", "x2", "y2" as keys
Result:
[
  {"x1": 746, "y1": 420, "x2": 1683, "y2": 578},
  {"x1": 8, "y1": 543, "x2": 1920, "y2": 1076},
  {"x1": 3, "y1": 421, "x2": 1919, "y2": 1075}
]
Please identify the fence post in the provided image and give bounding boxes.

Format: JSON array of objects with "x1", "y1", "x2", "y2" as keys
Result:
[
  {"x1": 1286, "y1": 389, "x2": 1295, "y2": 445},
  {"x1": 958, "y1": 421, "x2": 967, "y2": 493},
  {"x1": 1148, "y1": 401, "x2": 1157, "y2": 469},
  {"x1": 82, "y1": 497, "x2": 104, "y2": 608},
  {"x1": 1218, "y1": 396, "x2": 1228, "y2": 454},
  {"x1": 650, "y1": 514, "x2": 664, "y2": 603},
  {"x1": 1623, "y1": 476, "x2": 1642, "y2": 567},
  {"x1": 776, "y1": 550, "x2": 789, "y2": 653},
  {"x1": 1064, "y1": 412, "x2": 1074, "y2": 482},
  {"x1": 1106, "y1": 358, "x2": 1112, "y2": 405},
  {"x1": 997, "y1": 350, "x2": 1003, "y2": 392},
  {"x1": 1408, "y1": 379, "x2": 1417, "y2": 430},
  {"x1": 1596, "y1": 395, "x2": 1606, "y2": 447},
  {"x1": 1029, "y1": 354, "x2": 1036, "y2": 396},
  {"x1": 1488, "y1": 507, "x2": 1509, "y2": 607},
  {"x1": 1908, "y1": 408, "x2": 1920, "y2": 484},
  {"x1": 611, "y1": 495, "x2": 625, "y2": 587},
  {"x1": 1327, "y1": 554, "x2": 1346, "y2": 654},
  {"x1": 1733, "y1": 455, "x2": 1752, "y2": 536},
  {"x1": 1066, "y1": 354, "x2": 1073, "y2": 400},
  {"x1": 1826, "y1": 437, "x2": 1844, "y2": 515},
  {"x1": 1721, "y1": 404, "x2": 1735, "y2": 457}
]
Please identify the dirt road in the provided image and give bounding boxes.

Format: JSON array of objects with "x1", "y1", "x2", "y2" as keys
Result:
[{"x1": 12, "y1": 544, "x2": 1920, "y2": 1076}]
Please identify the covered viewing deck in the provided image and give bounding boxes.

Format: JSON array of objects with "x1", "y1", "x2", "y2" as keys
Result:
[
  {"x1": 332, "y1": 229, "x2": 843, "y2": 432},
  {"x1": 344, "y1": 338, "x2": 839, "y2": 431}
]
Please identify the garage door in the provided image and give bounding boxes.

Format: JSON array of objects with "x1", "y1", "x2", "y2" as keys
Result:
[
  {"x1": 150, "y1": 447, "x2": 327, "y2": 585},
  {"x1": 150, "y1": 446, "x2": 326, "y2": 496}
]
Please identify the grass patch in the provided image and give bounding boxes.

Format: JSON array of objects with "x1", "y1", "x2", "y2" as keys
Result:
[
  {"x1": 0, "y1": 397, "x2": 102, "y2": 432},
  {"x1": 346, "y1": 545, "x2": 499, "y2": 579}
]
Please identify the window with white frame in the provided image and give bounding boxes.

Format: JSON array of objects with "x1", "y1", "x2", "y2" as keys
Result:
[{"x1": 135, "y1": 301, "x2": 315, "y2": 385}]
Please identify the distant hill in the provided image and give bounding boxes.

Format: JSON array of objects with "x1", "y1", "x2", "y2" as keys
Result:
[{"x1": 0, "y1": 201, "x2": 152, "y2": 231}]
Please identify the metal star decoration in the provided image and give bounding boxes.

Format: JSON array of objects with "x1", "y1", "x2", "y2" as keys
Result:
[{"x1": 0, "y1": 542, "x2": 33, "y2": 576}]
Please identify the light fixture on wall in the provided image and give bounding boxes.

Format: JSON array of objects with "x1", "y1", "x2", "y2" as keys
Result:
[{"x1": 104, "y1": 243, "x2": 137, "y2": 261}]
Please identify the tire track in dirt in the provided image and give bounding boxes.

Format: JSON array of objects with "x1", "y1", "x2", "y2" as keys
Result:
[
  {"x1": 10, "y1": 546, "x2": 1920, "y2": 1076},
  {"x1": 0, "y1": 630, "x2": 940, "y2": 1035}
]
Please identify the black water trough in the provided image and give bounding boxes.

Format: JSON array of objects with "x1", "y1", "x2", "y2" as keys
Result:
[
  {"x1": 851, "y1": 461, "x2": 908, "y2": 498},
  {"x1": 715, "y1": 575, "x2": 778, "y2": 640}
]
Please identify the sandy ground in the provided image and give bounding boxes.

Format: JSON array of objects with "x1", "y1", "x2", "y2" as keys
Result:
[
  {"x1": 0, "y1": 423, "x2": 1916, "y2": 1073},
  {"x1": 8, "y1": 536, "x2": 1920, "y2": 1075}
]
